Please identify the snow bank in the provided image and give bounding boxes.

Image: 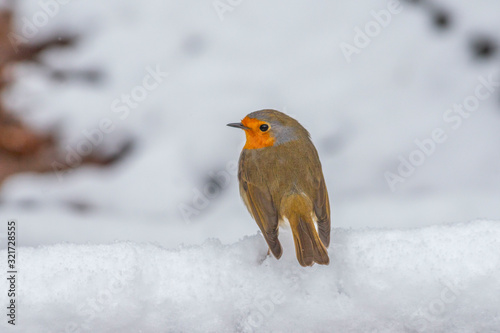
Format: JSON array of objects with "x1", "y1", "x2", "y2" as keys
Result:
[{"x1": 2, "y1": 220, "x2": 499, "y2": 332}]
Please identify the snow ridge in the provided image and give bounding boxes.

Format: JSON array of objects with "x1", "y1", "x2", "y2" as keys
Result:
[{"x1": 2, "y1": 220, "x2": 499, "y2": 332}]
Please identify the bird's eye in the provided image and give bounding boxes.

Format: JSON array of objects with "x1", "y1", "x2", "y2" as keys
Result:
[{"x1": 259, "y1": 124, "x2": 269, "y2": 132}]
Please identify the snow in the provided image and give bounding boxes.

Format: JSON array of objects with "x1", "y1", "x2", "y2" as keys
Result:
[
  {"x1": 1, "y1": 0, "x2": 500, "y2": 331},
  {"x1": 1, "y1": 220, "x2": 500, "y2": 332}
]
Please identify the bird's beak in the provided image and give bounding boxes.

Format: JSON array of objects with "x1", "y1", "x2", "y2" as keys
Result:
[{"x1": 227, "y1": 122, "x2": 249, "y2": 130}]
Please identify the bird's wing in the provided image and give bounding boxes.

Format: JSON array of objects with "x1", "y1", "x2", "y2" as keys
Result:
[
  {"x1": 313, "y1": 175, "x2": 330, "y2": 248},
  {"x1": 239, "y1": 177, "x2": 283, "y2": 259}
]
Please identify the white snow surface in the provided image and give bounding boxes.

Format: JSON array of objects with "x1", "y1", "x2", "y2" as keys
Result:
[{"x1": 1, "y1": 220, "x2": 500, "y2": 332}]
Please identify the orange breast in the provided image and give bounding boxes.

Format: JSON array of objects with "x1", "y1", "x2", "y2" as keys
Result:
[{"x1": 241, "y1": 117, "x2": 275, "y2": 150}]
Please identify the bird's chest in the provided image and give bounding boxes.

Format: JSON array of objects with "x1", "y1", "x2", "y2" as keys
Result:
[{"x1": 240, "y1": 147, "x2": 301, "y2": 190}]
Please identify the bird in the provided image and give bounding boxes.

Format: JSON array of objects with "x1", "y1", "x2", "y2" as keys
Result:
[{"x1": 227, "y1": 109, "x2": 330, "y2": 266}]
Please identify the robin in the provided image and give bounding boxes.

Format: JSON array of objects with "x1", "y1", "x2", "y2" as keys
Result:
[{"x1": 227, "y1": 109, "x2": 330, "y2": 266}]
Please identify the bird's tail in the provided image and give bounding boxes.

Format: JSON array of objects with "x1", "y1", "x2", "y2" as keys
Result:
[{"x1": 285, "y1": 194, "x2": 329, "y2": 267}]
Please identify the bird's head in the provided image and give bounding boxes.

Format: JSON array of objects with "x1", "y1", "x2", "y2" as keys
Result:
[{"x1": 227, "y1": 109, "x2": 309, "y2": 150}]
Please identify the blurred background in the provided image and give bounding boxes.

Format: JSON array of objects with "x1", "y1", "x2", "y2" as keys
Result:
[{"x1": 0, "y1": 0, "x2": 499, "y2": 249}]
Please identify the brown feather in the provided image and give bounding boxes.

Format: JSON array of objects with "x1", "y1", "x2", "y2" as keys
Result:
[
  {"x1": 282, "y1": 193, "x2": 329, "y2": 267},
  {"x1": 239, "y1": 176, "x2": 283, "y2": 259},
  {"x1": 315, "y1": 177, "x2": 331, "y2": 248}
]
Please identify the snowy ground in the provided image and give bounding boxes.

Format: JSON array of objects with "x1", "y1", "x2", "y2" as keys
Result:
[
  {"x1": 1, "y1": 220, "x2": 500, "y2": 332},
  {"x1": 0, "y1": 0, "x2": 500, "y2": 331}
]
